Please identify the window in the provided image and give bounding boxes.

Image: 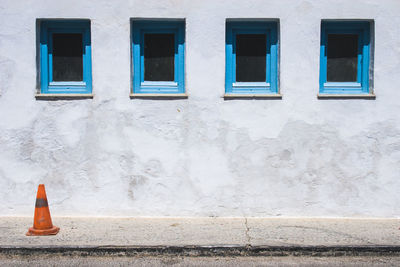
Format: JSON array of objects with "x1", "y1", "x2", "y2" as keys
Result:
[
  {"x1": 132, "y1": 20, "x2": 185, "y2": 95},
  {"x1": 319, "y1": 21, "x2": 372, "y2": 95},
  {"x1": 39, "y1": 20, "x2": 92, "y2": 94},
  {"x1": 225, "y1": 21, "x2": 279, "y2": 95}
]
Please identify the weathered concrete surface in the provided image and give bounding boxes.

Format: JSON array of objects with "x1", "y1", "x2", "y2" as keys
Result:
[
  {"x1": 1, "y1": 0, "x2": 400, "y2": 217},
  {"x1": 1, "y1": 217, "x2": 399, "y2": 247},
  {"x1": 1, "y1": 255, "x2": 400, "y2": 267},
  {"x1": 246, "y1": 218, "x2": 400, "y2": 246},
  {"x1": 0, "y1": 217, "x2": 247, "y2": 247}
]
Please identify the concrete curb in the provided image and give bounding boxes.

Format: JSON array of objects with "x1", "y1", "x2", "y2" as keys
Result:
[{"x1": 1, "y1": 245, "x2": 400, "y2": 257}]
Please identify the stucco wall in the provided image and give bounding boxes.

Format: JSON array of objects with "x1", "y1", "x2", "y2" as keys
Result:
[{"x1": 0, "y1": 0, "x2": 399, "y2": 217}]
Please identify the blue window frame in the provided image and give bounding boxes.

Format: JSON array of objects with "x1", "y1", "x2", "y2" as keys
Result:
[
  {"x1": 39, "y1": 20, "x2": 92, "y2": 94},
  {"x1": 319, "y1": 21, "x2": 371, "y2": 94},
  {"x1": 132, "y1": 20, "x2": 185, "y2": 94},
  {"x1": 225, "y1": 21, "x2": 279, "y2": 95}
]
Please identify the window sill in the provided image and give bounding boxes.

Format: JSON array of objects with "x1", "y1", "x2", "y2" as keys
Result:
[
  {"x1": 130, "y1": 93, "x2": 188, "y2": 99},
  {"x1": 35, "y1": 93, "x2": 94, "y2": 100},
  {"x1": 317, "y1": 93, "x2": 376, "y2": 99},
  {"x1": 223, "y1": 93, "x2": 282, "y2": 99}
]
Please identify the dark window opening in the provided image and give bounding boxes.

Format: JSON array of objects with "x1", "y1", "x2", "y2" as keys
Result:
[
  {"x1": 236, "y1": 34, "x2": 266, "y2": 82},
  {"x1": 144, "y1": 33, "x2": 175, "y2": 81},
  {"x1": 52, "y1": 33, "x2": 83, "y2": 81},
  {"x1": 327, "y1": 34, "x2": 358, "y2": 82}
]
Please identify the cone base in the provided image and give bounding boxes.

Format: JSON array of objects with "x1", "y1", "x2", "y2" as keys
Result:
[{"x1": 26, "y1": 226, "x2": 60, "y2": 236}]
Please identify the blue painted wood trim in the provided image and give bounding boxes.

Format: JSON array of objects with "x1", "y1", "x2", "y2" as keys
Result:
[
  {"x1": 225, "y1": 21, "x2": 279, "y2": 94},
  {"x1": 132, "y1": 20, "x2": 185, "y2": 94},
  {"x1": 319, "y1": 21, "x2": 371, "y2": 94},
  {"x1": 40, "y1": 20, "x2": 92, "y2": 94}
]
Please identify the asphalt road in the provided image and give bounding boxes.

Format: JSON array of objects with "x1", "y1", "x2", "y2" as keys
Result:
[{"x1": 1, "y1": 255, "x2": 400, "y2": 266}]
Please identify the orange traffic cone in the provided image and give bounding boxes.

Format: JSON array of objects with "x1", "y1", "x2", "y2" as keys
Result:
[{"x1": 26, "y1": 184, "x2": 59, "y2": 236}]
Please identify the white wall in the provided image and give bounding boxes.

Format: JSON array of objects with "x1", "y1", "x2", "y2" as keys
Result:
[{"x1": 0, "y1": 0, "x2": 399, "y2": 217}]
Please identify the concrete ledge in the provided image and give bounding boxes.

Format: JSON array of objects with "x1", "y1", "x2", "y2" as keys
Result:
[
  {"x1": 35, "y1": 94, "x2": 94, "y2": 100},
  {"x1": 223, "y1": 94, "x2": 282, "y2": 99},
  {"x1": 1, "y1": 217, "x2": 399, "y2": 253},
  {"x1": 317, "y1": 94, "x2": 376, "y2": 99},
  {"x1": 1, "y1": 245, "x2": 400, "y2": 257},
  {"x1": 130, "y1": 93, "x2": 188, "y2": 99}
]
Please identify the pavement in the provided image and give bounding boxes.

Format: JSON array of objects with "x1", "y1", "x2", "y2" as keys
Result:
[
  {"x1": 1, "y1": 217, "x2": 400, "y2": 257},
  {"x1": 2, "y1": 255, "x2": 400, "y2": 266}
]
